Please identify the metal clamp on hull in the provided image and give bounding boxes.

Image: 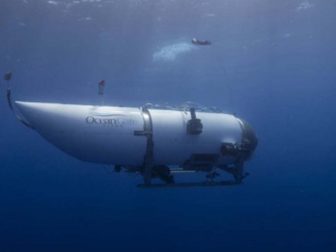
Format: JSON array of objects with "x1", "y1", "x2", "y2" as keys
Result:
[{"x1": 134, "y1": 108, "x2": 154, "y2": 185}]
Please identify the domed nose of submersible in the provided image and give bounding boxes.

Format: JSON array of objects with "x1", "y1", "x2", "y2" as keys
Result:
[{"x1": 239, "y1": 118, "x2": 258, "y2": 160}]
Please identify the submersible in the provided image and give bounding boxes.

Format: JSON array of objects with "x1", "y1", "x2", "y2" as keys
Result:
[{"x1": 4, "y1": 75, "x2": 257, "y2": 186}]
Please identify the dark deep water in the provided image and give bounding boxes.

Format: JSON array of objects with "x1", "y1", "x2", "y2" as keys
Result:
[{"x1": 1, "y1": 0, "x2": 336, "y2": 251}]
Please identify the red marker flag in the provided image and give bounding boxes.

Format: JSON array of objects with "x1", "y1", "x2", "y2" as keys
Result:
[{"x1": 98, "y1": 80, "x2": 105, "y2": 95}]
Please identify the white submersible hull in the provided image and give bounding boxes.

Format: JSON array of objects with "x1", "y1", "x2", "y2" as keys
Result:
[{"x1": 14, "y1": 101, "x2": 257, "y2": 185}]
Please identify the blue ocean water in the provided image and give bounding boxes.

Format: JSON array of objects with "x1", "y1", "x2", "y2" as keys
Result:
[{"x1": 1, "y1": 0, "x2": 336, "y2": 251}]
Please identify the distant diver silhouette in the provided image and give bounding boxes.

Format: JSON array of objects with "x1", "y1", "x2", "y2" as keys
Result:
[{"x1": 191, "y1": 38, "x2": 211, "y2": 46}]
